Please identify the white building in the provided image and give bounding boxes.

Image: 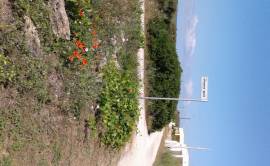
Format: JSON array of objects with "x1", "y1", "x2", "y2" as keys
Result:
[{"x1": 165, "y1": 125, "x2": 189, "y2": 166}]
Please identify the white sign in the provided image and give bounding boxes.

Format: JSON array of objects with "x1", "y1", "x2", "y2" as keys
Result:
[{"x1": 201, "y1": 76, "x2": 208, "y2": 101}]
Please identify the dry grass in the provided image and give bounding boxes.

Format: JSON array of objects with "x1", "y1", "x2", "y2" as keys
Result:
[{"x1": 0, "y1": 103, "x2": 121, "y2": 166}]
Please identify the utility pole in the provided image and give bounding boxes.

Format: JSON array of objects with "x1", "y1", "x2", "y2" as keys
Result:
[
  {"x1": 139, "y1": 96, "x2": 207, "y2": 102},
  {"x1": 180, "y1": 146, "x2": 210, "y2": 151},
  {"x1": 169, "y1": 146, "x2": 210, "y2": 152},
  {"x1": 180, "y1": 117, "x2": 191, "y2": 120}
]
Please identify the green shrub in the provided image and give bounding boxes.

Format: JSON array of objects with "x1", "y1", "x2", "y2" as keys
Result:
[
  {"x1": 15, "y1": 56, "x2": 50, "y2": 104},
  {"x1": 99, "y1": 61, "x2": 139, "y2": 148},
  {"x1": 0, "y1": 54, "x2": 16, "y2": 85},
  {"x1": 157, "y1": 0, "x2": 178, "y2": 24},
  {"x1": 147, "y1": 18, "x2": 182, "y2": 131},
  {"x1": 0, "y1": 109, "x2": 27, "y2": 152},
  {"x1": 61, "y1": 67, "x2": 99, "y2": 118}
]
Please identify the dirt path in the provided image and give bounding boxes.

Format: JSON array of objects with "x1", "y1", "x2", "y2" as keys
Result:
[{"x1": 117, "y1": 0, "x2": 164, "y2": 165}]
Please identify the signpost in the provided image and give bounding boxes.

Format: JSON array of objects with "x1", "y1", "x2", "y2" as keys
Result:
[
  {"x1": 201, "y1": 76, "x2": 208, "y2": 101},
  {"x1": 140, "y1": 76, "x2": 209, "y2": 102}
]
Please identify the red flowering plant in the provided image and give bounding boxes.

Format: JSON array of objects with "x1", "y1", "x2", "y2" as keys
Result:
[{"x1": 68, "y1": 3, "x2": 101, "y2": 67}]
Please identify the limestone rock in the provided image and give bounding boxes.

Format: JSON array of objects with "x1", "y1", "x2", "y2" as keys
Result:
[
  {"x1": 23, "y1": 16, "x2": 42, "y2": 56},
  {"x1": 0, "y1": 0, "x2": 14, "y2": 25},
  {"x1": 49, "y1": 0, "x2": 70, "y2": 40}
]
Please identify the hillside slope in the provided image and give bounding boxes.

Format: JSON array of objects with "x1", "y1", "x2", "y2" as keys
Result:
[{"x1": 0, "y1": 0, "x2": 142, "y2": 165}]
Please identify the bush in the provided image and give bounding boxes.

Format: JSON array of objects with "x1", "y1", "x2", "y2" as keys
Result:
[
  {"x1": 147, "y1": 18, "x2": 182, "y2": 131},
  {"x1": 0, "y1": 54, "x2": 16, "y2": 85},
  {"x1": 61, "y1": 66, "x2": 99, "y2": 118},
  {"x1": 15, "y1": 56, "x2": 50, "y2": 104},
  {"x1": 99, "y1": 61, "x2": 139, "y2": 148},
  {"x1": 157, "y1": 0, "x2": 178, "y2": 24}
]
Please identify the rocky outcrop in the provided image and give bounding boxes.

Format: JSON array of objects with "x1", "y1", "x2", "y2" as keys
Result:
[
  {"x1": 49, "y1": 0, "x2": 70, "y2": 40},
  {"x1": 23, "y1": 16, "x2": 42, "y2": 56},
  {"x1": 0, "y1": 0, "x2": 14, "y2": 25}
]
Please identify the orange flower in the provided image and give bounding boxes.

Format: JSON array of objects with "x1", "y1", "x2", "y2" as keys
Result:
[
  {"x1": 73, "y1": 50, "x2": 79, "y2": 57},
  {"x1": 68, "y1": 56, "x2": 74, "y2": 62},
  {"x1": 79, "y1": 9, "x2": 84, "y2": 17},
  {"x1": 92, "y1": 43, "x2": 99, "y2": 49},
  {"x1": 82, "y1": 58, "x2": 88, "y2": 65},
  {"x1": 73, "y1": 50, "x2": 82, "y2": 60},
  {"x1": 75, "y1": 40, "x2": 86, "y2": 49},
  {"x1": 77, "y1": 54, "x2": 82, "y2": 60}
]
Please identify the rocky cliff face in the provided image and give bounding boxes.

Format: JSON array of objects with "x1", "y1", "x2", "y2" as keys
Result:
[
  {"x1": 1, "y1": 0, "x2": 70, "y2": 55},
  {"x1": 49, "y1": 0, "x2": 70, "y2": 40},
  {"x1": 22, "y1": 0, "x2": 71, "y2": 56}
]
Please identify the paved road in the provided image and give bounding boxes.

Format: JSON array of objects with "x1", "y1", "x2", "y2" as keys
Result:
[{"x1": 118, "y1": 0, "x2": 164, "y2": 165}]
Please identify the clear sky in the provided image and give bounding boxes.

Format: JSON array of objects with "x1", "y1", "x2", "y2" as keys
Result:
[{"x1": 176, "y1": 0, "x2": 270, "y2": 166}]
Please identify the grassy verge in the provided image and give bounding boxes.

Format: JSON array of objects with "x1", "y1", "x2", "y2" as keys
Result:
[
  {"x1": 153, "y1": 127, "x2": 180, "y2": 166},
  {"x1": 154, "y1": 149, "x2": 181, "y2": 166}
]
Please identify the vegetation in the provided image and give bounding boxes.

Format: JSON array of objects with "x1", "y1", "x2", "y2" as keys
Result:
[
  {"x1": 0, "y1": 0, "x2": 142, "y2": 164},
  {"x1": 154, "y1": 149, "x2": 181, "y2": 166},
  {"x1": 99, "y1": 62, "x2": 139, "y2": 148},
  {"x1": 52, "y1": 143, "x2": 62, "y2": 166},
  {"x1": 153, "y1": 127, "x2": 180, "y2": 166},
  {"x1": 0, "y1": 54, "x2": 16, "y2": 85},
  {"x1": 0, "y1": 157, "x2": 12, "y2": 166},
  {"x1": 0, "y1": 108, "x2": 30, "y2": 155},
  {"x1": 146, "y1": 0, "x2": 182, "y2": 131},
  {"x1": 157, "y1": 0, "x2": 178, "y2": 24},
  {"x1": 13, "y1": 0, "x2": 55, "y2": 49}
]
